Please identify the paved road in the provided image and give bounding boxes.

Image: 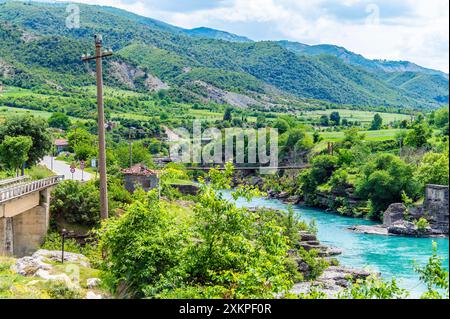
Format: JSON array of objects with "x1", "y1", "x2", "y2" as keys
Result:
[{"x1": 40, "y1": 156, "x2": 93, "y2": 181}]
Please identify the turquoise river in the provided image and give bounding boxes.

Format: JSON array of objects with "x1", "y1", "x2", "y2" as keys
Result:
[{"x1": 222, "y1": 191, "x2": 449, "y2": 298}]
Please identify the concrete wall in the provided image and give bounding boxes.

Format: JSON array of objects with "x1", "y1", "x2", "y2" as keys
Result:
[
  {"x1": 0, "y1": 188, "x2": 51, "y2": 257},
  {"x1": 12, "y1": 206, "x2": 48, "y2": 257},
  {"x1": 423, "y1": 184, "x2": 449, "y2": 234}
]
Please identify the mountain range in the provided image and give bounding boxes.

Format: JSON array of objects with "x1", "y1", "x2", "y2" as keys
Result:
[{"x1": 0, "y1": 0, "x2": 448, "y2": 111}]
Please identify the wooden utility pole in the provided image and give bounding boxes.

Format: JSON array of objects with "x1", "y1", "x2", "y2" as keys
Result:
[{"x1": 81, "y1": 35, "x2": 113, "y2": 220}]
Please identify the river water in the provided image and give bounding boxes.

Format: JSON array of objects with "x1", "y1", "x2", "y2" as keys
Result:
[{"x1": 222, "y1": 191, "x2": 449, "y2": 297}]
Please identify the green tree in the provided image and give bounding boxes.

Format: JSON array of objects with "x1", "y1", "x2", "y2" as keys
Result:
[
  {"x1": 74, "y1": 143, "x2": 96, "y2": 161},
  {"x1": 313, "y1": 131, "x2": 322, "y2": 144},
  {"x1": 341, "y1": 128, "x2": 365, "y2": 148},
  {"x1": 434, "y1": 108, "x2": 449, "y2": 129},
  {"x1": 415, "y1": 152, "x2": 449, "y2": 187},
  {"x1": 310, "y1": 155, "x2": 338, "y2": 185},
  {"x1": 0, "y1": 136, "x2": 33, "y2": 176},
  {"x1": 356, "y1": 153, "x2": 419, "y2": 218},
  {"x1": 67, "y1": 128, "x2": 94, "y2": 152},
  {"x1": 48, "y1": 112, "x2": 71, "y2": 131},
  {"x1": 114, "y1": 141, "x2": 154, "y2": 168},
  {"x1": 370, "y1": 113, "x2": 383, "y2": 130},
  {"x1": 0, "y1": 115, "x2": 51, "y2": 167},
  {"x1": 282, "y1": 128, "x2": 313, "y2": 155},
  {"x1": 223, "y1": 107, "x2": 232, "y2": 122},
  {"x1": 404, "y1": 122, "x2": 431, "y2": 148},
  {"x1": 330, "y1": 111, "x2": 341, "y2": 126},
  {"x1": 338, "y1": 275, "x2": 408, "y2": 299},
  {"x1": 319, "y1": 115, "x2": 329, "y2": 126},
  {"x1": 273, "y1": 118, "x2": 290, "y2": 134},
  {"x1": 256, "y1": 115, "x2": 266, "y2": 128}
]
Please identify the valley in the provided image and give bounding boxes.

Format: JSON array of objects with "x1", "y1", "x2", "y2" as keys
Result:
[{"x1": 0, "y1": 0, "x2": 449, "y2": 301}]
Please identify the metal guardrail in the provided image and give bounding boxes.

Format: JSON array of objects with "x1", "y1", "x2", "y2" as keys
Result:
[
  {"x1": 0, "y1": 175, "x2": 31, "y2": 188},
  {"x1": 0, "y1": 175, "x2": 64, "y2": 203}
]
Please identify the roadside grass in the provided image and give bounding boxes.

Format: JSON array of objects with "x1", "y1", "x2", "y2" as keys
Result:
[
  {"x1": 26, "y1": 165, "x2": 56, "y2": 180},
  {"x1": 162, "y1": 200, "x2": 194, "y2": 224}
]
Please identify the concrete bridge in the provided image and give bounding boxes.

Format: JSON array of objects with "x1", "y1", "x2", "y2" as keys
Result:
[{"x1": 0, "y1": 175, "x2": 63, "y2": 257}]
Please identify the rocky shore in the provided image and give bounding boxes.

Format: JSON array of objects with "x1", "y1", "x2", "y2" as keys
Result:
[
  {"x1": 350, "y1": 185, "x2": 449, "y2": 238},
  {"x1": 290, "y1": 230, "x2": 375, "y2": 297}
]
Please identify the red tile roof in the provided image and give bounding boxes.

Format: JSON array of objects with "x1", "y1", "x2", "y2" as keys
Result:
[
  {"x1": 121, "y1": 164, "x2": 160, "y2": 176},
  {"x1": 54, "y1": 139, "x2": 69, "y2": 147}
]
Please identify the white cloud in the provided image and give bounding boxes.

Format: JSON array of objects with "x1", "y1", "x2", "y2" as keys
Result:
[{"x1": 55, "y1": 0, "x2": 449, "y2": 72}]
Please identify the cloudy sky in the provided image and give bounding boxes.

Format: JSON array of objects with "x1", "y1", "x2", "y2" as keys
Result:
[{"x1": 56, "y1": 0, "x2": 449, "y2": 72}]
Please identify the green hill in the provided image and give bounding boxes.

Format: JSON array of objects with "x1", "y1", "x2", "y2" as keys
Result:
[{"x1": 0, "y1": 1, "x2": 447, "y2": 110}]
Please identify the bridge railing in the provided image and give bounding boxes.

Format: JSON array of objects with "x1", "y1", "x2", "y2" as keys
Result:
[
  {"x1": 0, "y1": 175, "x2": 31, "y2": 188},
  {"x1": 0, "y1": 175, "x2": 64, "y2": 203}
]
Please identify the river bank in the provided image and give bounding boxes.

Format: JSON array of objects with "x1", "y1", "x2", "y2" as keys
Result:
[{"x1": 222, "y1": 191, "x2": 449, "y2": 298}]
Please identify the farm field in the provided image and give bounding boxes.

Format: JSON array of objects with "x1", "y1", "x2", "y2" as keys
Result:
[
  {"x1": 313, "y1": 128, "x2": 409, "y2": 142},
  {"x1": 0, "y1": 106, "x2": 87, "y2": 122},
  {"x1": 301, "y1": 109, "x2": 412, "y2": 124}
]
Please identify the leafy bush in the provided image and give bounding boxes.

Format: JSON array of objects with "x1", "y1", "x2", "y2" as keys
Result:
[
  {"x1": 99, "y1": 190, "x2": 188, "y2": 297},
  {"x1": 51, "y1": 180, "x2": 100, "y2": 226},
  {"x1": 356, "y1": 153, "x2": 419, "y2": 218},
  {"x1": 414, "y1": 218, "x2": 430, "y2": 232},
  {"x1": 297, "y1": 248, "x2": 329, "y2": 280},
  {"x1": 415, "y1": 152, "x2": 449, "y2": 187},
  {"x1": 99, "y1": 165, "x2": 303, "y2": 299},
  {"x1": 414, "y1": 242, "x2": 449, "y2": 299},
  {"x1": 338, "y1": 275, "x2": 408, "y2": 299},
  {"x1": 44, "y1": 280, "x2": 83, "y2": 299}
]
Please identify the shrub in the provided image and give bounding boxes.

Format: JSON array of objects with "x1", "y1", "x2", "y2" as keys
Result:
[
  {"x1": 414, "y1": 242, "x2": 449, "y2": 299},
  {"x1": 99, "y1": 190, "x2": 187, "y2": 297},
  {"x1": 44, "y1": 280, "x2": 83, "y2": 299},
  {"x1": 51, "y1": 180, "x2": 100, "y2": 226},
  {"x1": 414, "y1": 218, "x2": 430, "y2": 232},
  {"x1": 338, "y1": 275, "x2": 409, "y2": 299}
]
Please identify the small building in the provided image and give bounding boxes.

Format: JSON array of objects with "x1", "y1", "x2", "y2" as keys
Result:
[
  {"x1": 54, "y1": 139, "x2": 69, "y2": 154},
  {"x1": 121, "y1": 164, "x2": 160, "y2": 193}
]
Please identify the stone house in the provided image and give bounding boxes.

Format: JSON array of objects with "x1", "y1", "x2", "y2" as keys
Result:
[
  {"x1": 121, "y1": 164, "x2": 160, "y2": 193},
  {"x1": 54, "y1": 139, "x2": 69, "y2": 154}
]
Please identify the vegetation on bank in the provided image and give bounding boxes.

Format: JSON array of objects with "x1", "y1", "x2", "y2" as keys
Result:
[{"x1": 258, "y1": 108, "x2": 449, "y2": 220}]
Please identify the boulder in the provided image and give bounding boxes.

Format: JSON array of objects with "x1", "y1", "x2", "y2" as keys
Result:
[
  {"x1": 276, "y1": 191, "x2": 289, "y2": 199},
  {"x1": 388, "y1": 221, "x2": 433, "y2": 237},
  {"x1": 85, "y1": 291, "x2": 103, "y2": 299},
  {"x1": 383, "y1": 203, "x2": 407, "y2": 227},
  {"x1": 285, "y1": 196, "x2": 300, "y2": 204},
  {"x1": 87, "y1": 278, "x2": 102, "y2": 289},
  {"x1": 298, "y1": 231, "x2": 317, "y2": 242},
  {"x1": 290, "y1": 266, "x2": 377, "y2": 298},
  {"x1": 13, "y1": 250, "x2": 90, "y2": 276},
  {"x1": 348, "y1": 225, "x2": 389, "y2": 236}
]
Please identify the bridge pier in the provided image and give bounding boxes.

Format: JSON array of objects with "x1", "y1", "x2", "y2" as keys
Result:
[{"x1": 1, "y1": 177, "x2": 60, "y2": 257}]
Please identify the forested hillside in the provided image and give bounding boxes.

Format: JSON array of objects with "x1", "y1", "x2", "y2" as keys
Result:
[{"x1": 0, "y1": 0, "x2": 448, "y2": 110}]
